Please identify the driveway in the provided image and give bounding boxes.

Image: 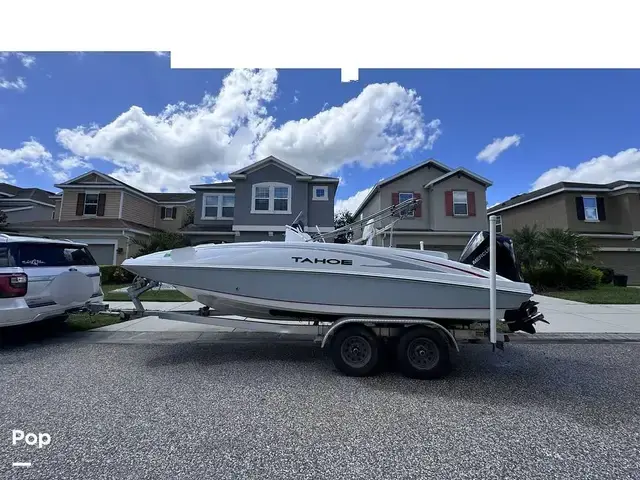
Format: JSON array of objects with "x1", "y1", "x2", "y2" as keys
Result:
[{"x1": 1, "y1": 336, "x2": 639, "y2": 479}]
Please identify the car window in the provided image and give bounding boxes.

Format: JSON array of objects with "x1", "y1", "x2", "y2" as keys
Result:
[
  {"x1": 0, "y1": 246, "x2": 12, "y2": 267},
  {"x1": 17, "y1": 243, "x2": 97, "y2": 267}
]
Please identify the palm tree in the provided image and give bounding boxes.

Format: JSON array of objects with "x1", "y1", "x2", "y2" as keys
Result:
[
  {"x1": 131, "y1": 231, "x2": 191, "y2": 257},
  {"x1": 510, "y1": 225, "x2": 593, "y2": 272}
]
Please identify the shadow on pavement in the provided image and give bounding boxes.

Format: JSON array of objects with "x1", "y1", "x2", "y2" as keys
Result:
[{"x1": 0, "y1": 319, "x2": 79, "y2": 348}]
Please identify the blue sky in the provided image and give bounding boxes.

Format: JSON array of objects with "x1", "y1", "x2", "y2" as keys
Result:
[{"x1": 1, "y1": 52, "x2": 639, "y2": 212}]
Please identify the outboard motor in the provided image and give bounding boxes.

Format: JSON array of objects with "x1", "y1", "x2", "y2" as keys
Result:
[
  {"x1": 459, "y1": 231, "x2": 547, "y2": 334},
  {"x1": 458, "y1": 231, "x2": 523, "y2": 282}
]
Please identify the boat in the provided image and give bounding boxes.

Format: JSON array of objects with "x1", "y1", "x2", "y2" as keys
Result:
[{"x1": 121, "y1": 198, "x2": 545, "y2": 335}]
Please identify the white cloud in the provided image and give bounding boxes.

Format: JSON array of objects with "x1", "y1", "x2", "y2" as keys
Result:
[
  {"x1": 256, "y1": 82, "x2": 436, "y2": 174},
  {"x1": 476, "y1": 134, "x2": 522, "y2": 163},
  {"x1": 0, "y1": 77, "x2": 26, "y2": 91},
  {"x1": 0, "y1": 140, "x2": 95, "y2": 184},
  {"x1": 15, "y1": 53, "x2": 35, "y2": 68},
  {"x1": 53, "y1": 69, "x2": 440, "y2": 191},
  {"x1": 531, "y1": 148, "x2": 640, "y2": 191},
  {"x1": 292, "y1": 95, "x2": 299, "y2": 104},
  {"x1": 0, "y1": 52, "x2": 34, "y2": 90},
  {"x1": 425, "y1": 119, "x2": 442, "y2": 149},
  {"x1": 335, "y1": 187, "x2": 374, "y2": 214},
  {"x1": 154, "y1": 51, "x2": 169, "y2": 57}
]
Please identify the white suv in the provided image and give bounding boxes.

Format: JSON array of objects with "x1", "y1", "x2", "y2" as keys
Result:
[{"x1": 0, "y1": 234, "x2": 107, "y2": 327}]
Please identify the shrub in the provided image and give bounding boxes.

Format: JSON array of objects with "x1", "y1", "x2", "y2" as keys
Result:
[
  {"x1": 524, "y1": 264, "x2": 601, "y2": 292},
  {"x1": 589, "y1": 265, "x2": 615, "y2": 284},
  {"x1": 100, "y1": 265, "x2": 136, "y2": 284}
]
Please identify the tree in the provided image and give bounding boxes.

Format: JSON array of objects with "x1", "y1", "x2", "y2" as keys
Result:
[
  {"x1": 510, "y1": 225, "x2": 594, "y2": 272},
  {"x1": 334, "y1": 210, "x2": 355, "y2": 242},
  {"x1": 182, "y1": 207, "x2": 195, "y2": 228},
  {"x1": 131, "y1": 231, "x2": 191, "y2": 257}
]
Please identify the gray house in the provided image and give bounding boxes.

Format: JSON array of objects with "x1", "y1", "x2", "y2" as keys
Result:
[
  {"x1": 182, "y1": 156, "x2": 340, "y2": 244},
  {"x1": 351, "y1": 159, "x2": 492, "y2": 260},
  {"x1": 0, "y1": 183, "x2": 56, "y2": 226}
]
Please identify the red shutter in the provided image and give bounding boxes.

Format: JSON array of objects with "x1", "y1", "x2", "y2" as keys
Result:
[
  {"x1": 97, "y1": 193, "x2": 107, "y2": 217},
  {"x1": 413, "y1": 192, "x2": 422, "y2": 217},
  {"x1": 468, "y1": 191, "x2": 476, "y2": 216},
  {"x1": 76, "y1": 193, "x2": 85, "y2": 216},
  {"x1": 444, "y1": 191, "x2": 453, "y2": 216},
  {"x1": 391, "y1": 192, "x2": 400, "y2": 216}
]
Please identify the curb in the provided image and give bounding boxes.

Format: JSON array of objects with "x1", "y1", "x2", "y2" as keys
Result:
[{"x1": 508, "y1": 332, "x2": 640, "y2": 344}]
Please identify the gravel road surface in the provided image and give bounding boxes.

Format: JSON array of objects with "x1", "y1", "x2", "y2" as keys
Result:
[{"x1": 1, "y1": 332, "x2": 639, "y2": 479}]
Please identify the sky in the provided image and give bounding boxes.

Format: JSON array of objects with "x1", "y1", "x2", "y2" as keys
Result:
[{"x1": 1, "y1": 52, "x2": 639, "y2": 213}]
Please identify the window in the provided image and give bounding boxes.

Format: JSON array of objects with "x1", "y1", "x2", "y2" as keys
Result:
[
  {"x1": 84, "y1": 193, "x2": 99, "y2": 215},
  {"x1": 583, "y1": 196, "x2": 599, "y2": 221},
  {"x1": 452, "y1": 191, "x2": 468, "y2": 216},
  {"x1": 16, "y1": 243, "x2": 97, "y2": 267},
  {"x1": 51, "y1": 210, "x2": 56, "y2": 220},
  {"x1": 495, "y1": 215, "x2": 502, "y2": 233},
  {"x1": 251, "y1": 183, "x2": 291, "y2": 214},
  {"x1": 398, "y1": 192, "x2": 414, "y2": 217},
  {"x1": 202, "y1": 194, "x2": 235, "y2": 219},
  {"x1": 313, "y1": 185, "x2": 328, "y2": 201},
  {"x1": 162, "y1": 207, "x2": 175, "y2": 220}
]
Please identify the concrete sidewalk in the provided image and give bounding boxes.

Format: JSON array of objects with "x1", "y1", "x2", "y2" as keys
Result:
[{"x1": 97, "y1": 295, "x2": 640, "y2": 335}]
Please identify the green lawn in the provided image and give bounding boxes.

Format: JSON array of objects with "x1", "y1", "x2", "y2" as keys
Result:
[
  {"x1": 66, "y1": 313, "x2": 122, "y2": 331},
  {"x1": 102, "y1": 284, "x2": 192, "y2": 302},
  {"x1": 544, "y1": 284, "x2": 640, "y2": 304}
]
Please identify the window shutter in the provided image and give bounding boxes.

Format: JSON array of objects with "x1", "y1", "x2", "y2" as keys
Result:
[
  {"x1": 575, "y1": 197, "x2": 585, "y2": 221},
  {"x1": 445, "y1": 190, "x2": 453, "y2": 216},
  {"x1": 413, "y1": 192, "x2": 422, "y2": 217},
  {"x1": 391, "y1": 192, "x2": 400, "y2": 216},
  {"x1": 172, "y1": 207, "x2": 177, "y2": 219},
  {"x1": 161, "y1": 207, "x2": 166, "y2": 219},
  {"x1": 467, "y1": 191, "x2": 476, "y2": 216},
  {"x1": 596, "y1": 197, "x2": 606, "y2": 221},
  {"x1": 76, "y1": 193, "x2": 85, "y2": 216},
  {"x1": 97, "y1": 193, "x2": 107, "y2": 217}
]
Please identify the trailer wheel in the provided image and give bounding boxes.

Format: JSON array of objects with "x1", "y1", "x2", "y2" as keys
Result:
[
  {"x1": 331, "y1": 325, "x2": 381, "y2": 377},
  {"x1": 396, "y1": 326, "x2": 451, "y2": 380}
]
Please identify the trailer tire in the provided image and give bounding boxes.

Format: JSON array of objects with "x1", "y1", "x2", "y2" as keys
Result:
[
  {"x1": 396, "y1": 326, "x2": 451, "y2": 379},
  {"x1": 331, "y1": 325, "x2": 381, "y2": 377}
]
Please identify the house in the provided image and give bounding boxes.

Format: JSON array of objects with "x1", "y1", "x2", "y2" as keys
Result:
[
  {"x1": 487, "y1": 180, "x2": 640, "y2": 284},
  {"x1": 10, "y1": 156, "x2": 339, "y2": 264},
  {"x1": 181, "y1": 156, "x2": 339, "y2": 244},
  {"x1": 10, "y1": 171, "x2": 196, "y2": 265},
  {"x1": 351, "y1": 158, "x2": 492, "y2": 260},
  {"x1": 0, "y1": 183, "x2": 56, "y2": 224}
]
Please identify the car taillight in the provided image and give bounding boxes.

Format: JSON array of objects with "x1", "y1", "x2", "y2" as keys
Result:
[{"x1": 0, "y1": 273, "x2": 28, "y2": 298}]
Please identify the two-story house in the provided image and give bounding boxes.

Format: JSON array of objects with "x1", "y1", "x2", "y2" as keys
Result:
[
  {"x1": 0, "y1": 183, "x2": 56, "y2": 224},
  {"x1": 181, "y1": 156, "x2": 339, "y2": 244},
  {"x1": 487, "y1": 180, "x2": 640, "y2": 284},
  {"x1": 351, "y1": 158, "x2": 492, "y2": 260},
  {"x1": 10, "y1": 156, "x2": 339, "y2": 264},
  {"x1": 11, "y1": 171, "x2": 196, "y2": 265}
]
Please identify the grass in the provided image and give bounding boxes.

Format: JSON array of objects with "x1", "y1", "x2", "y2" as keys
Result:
[
  {"x1": 543, "y1": 284, "x2": 640, "y2": 304},
  {"x1": 66, "y1": 313, "x2": 122, "y2": 331},
  {"x1": 101, "y1": 284, "x2": 192, "y2": 302}
]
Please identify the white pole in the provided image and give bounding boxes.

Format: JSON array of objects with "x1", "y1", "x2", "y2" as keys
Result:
[
  {"x1": 419, "y1": 241, "x2": 424, "y2": 251},
  {"x1": 489, "y1": 215, "x2": 497, "y2": 345}
]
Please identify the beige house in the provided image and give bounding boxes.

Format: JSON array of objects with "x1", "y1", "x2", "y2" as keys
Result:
[
  {"x1": 351, "y1": 158, "x2": 492, "y2": 260},
  {"x1": 13, "y1": 171, "x2": 195, "y2": 265},
  {"x1": 488, "y1": 180, "x2": 640, "y2": 284}
]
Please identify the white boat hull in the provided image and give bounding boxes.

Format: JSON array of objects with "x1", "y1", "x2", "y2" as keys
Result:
[{"x1": 122, "y1": 242, "x2": 534, "y2": 322}]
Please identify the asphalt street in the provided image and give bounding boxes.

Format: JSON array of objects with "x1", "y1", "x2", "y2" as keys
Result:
[{"x1": 1, "y1": 329, "x2": 639, "y2": 480}]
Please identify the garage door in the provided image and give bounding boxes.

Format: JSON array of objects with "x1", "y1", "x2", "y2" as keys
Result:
[
  {"x1": 593, "y1": 252, "x2": 640, "y2": 285},
  {"x1": 86, "y1": 244, "x2": 116, "y2": 265}
]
